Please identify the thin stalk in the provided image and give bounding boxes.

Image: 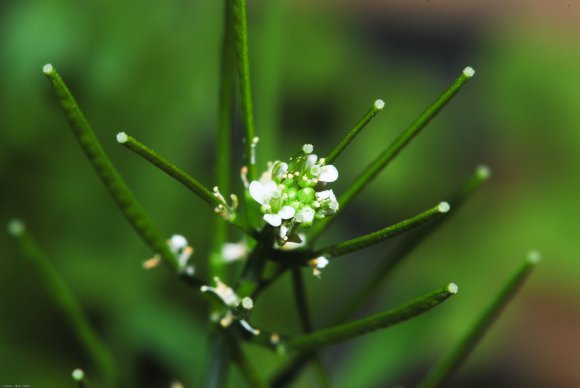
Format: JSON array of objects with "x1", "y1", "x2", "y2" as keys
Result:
[
  {"x1": 291, "y1": 268, "x2": 332, "y2": 387},
  {"x1": 226, "y1": 331, "x2": 270, "y2": 388},
  {"x1": 270, "y1": 353, "x2": 312, "y2": 388},
  {"x1": 315, "y1": 202, "x2": 450, "y2": 260},
  {"x1": 202, "y1": 327, "x2": 231, "y2": 388},
  {"x1": 237, "y1": 226, "x2": 274, "y2": 297},
  {"x1": 285, "y1": 283, "x2": 458, "y2": 352},
  {"x1": 325, "y1": 99, "x2": 385, "y2": 165},
  {"x1": 211, "y1": 0, "x2": 237, "y2": 282},
  {"x1": 419, "y1": 252, "x2": 540, "y2": 388},
  {"x1": 233, "y1": 0, "x2": 257, "y2": 182},
  {"x1": 116, "y1": 132, "x2": 258, "y2": 241},
  {"x1": 42, "y1": 65, "x2": 180, "y2": 271},
  {"x1": 8, "y1": 220, "x2": 117, "y2": 384},
  {"x1": 309, "y1": 67, "x2": 475, "y2": 242},
  {"x1": 251, "y1": 263, "x2": 288, "y2": 299},
  {"x1": 334, "y1": 165, "x2": 490, "y2": 322},
  {"x1": 117, "y1": 132, "x2": 222, "y2": 209}
]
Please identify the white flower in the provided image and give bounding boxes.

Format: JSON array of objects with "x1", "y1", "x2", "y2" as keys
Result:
[
  {"x1": 145, "y1": 234, "x2": 194, "y2": 272},
  {"x1": 295, "y1": 206, "x2": 315, "y2": 224},
  {"x1": 168, "y1": 234, "x2": 194, "y2": 270},
  {"x1": 249, "y1": 180, "x2": 296, "y2": 226},
  {"x1": 308, "y1": 256, "x2": 330, "y2": 278},
  {"x1": 169, "y1": 235, "x2": 188, "y2": 251},
  {"x1": 222, "y1": 241, "x2": 249, "y2": 262},
  {"x1": 263, "y1": 205, "x2": 295, "y2": 227},
  {"x1": 316, "y1": 190, "x2": 339, "y2": 215},
  {"x1": 249, "y1": 180, "x2": 280, "y2": 206}
]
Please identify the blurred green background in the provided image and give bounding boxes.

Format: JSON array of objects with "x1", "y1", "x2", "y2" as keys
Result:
[{"x1": 2, "y1": 0, "x2": 579, "y2": 386}]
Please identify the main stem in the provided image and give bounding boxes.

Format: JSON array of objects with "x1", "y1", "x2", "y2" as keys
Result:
[{"x1": 233, "y1": 0, "x2": 257, "y2": 182}]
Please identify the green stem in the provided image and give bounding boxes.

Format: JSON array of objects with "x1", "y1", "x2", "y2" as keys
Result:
[
  {"x1": 325, "y1": 99, "x2": 385, "y2": 165},
  {"x1": 116, "y1": 132, "x2": 258, "y2": 242},
  {"x1": 117, "y1": 132, "x2": 223, "y2": 209},
  {"x1": 211, "y1": 0, "x2": 237, "y2": 282},
  {"x1": 270, "y1": 353, "x2": 312, "y2": 388},
  {"x1": 419, "y1": 252, "x2": 540, "y2": 388},
  {"x1": 333, "y1": 165, "x2": 490, "y2": 322},
  {"x1": 226, "y1": 331, "x2": 269, "y2": 388},
  {"x1": 309, "y1": 67, "x2": 475, "y2": 242},
  {"x1": 233, "y1": 0, "x2": 257, "y2": 182},
  {"x1": 291, "y1": 268, "x2": 332, "y2": 387},
  {"x1": 237, "y1": 226, "x2": 274, "y2": 296},
  {"x1": 315, "y1": 202, "x2": 450, "y2": 260},
  {"x1": 291, "y1": 268, "x2": 313, "y2": 332},
  {"x1": 285, "y1": 283, "x2": 458, "y2": 352},
  {"x1": 203, "y1": 327, "x2": 231, "y2": 388},
  {"x1": 8, "y1": 220, "x2": 117, "y2": 384},
  {"x1": 42, "y1": 65, "x2": 181, "y2": 271}
]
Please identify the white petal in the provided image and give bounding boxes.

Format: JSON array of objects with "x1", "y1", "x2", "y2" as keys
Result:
[
  {"x1": 263, "y1": 180, "x2": 280, "y2": 199},
  {"x1": 305, "y1": 154, "x2": 318, "y2": 169},
  {"x1": 249, "y1": 181, "x2": 266, "y2": 205},
  {"x1": 278, "y1": 206, "x2": 296, "y2": 220},
  {"x1": 319, "y1": 165, "x2": 338, "y2": 182},
  {"x1": 315, "y1": 189, "x2": 332, "y2": 201},
  {"x1": 263, "y1": 213, "x2": 282, "y2": 227},
  {"x1": 279, "y1": 225, "x2": 288, "y2": 238},
  {"x1": 296, "y1": 207, "x2": 315, "y2": 223},
  {"x1": 273, "y1": 162, "x2": 288, "y2": 178}
]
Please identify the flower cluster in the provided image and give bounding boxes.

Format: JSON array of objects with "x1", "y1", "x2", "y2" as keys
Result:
[{"x1": 249, "y1": 144, "x2": 339, "y2": 244}]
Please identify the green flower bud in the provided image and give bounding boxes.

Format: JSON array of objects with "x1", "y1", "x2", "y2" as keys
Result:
[
  {"x1": 297, "y1": 187, "x2": 315, "y2": 203},
  {"x1": 287, "y1": 187, "x2": 298, "y2": 200}
]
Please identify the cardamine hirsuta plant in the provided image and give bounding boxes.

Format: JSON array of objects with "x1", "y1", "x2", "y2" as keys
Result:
[{"x1": 8, "y1": 1, "x2": 540, "y2": 387}]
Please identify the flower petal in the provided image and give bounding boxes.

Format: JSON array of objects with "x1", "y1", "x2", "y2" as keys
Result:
[
  {"x1": 273, "y1": 162, "x2": 288, "y2": 179},
  {"x1": 319, "y1": 165, "x2": 338, "y2": 182},
  {"x1": 263, "y1": 180, "x2": 280, "y2": 199},
  {"x1": 278, "y1": 206, "x2": 296, "y2": 220},
  {"x1": 263, "y1": 213, "x2": 282, "y2": 227},
  {"x1": 249, "y1": 181, "x2": 266, "y2": 205},
  {"x1": 296, "y1": 206, "x2": 315, "y2": 223},
  {"x1": 305, "y1": 154, "x2": 318, "y2": 169}
]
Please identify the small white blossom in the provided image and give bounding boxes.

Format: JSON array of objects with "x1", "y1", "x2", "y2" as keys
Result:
[
  {"x1": 169, "y1": 234, "x2": 194, "y2": 270},
  {"x1": 249, "y1": 180, "x2": 280, "y2": 206},
  {"x1": 143, "y1": 234, "x2": 194, "y2": 272},
  {"x1": 308, "y1": 256, "x2": 329, "y2": 278},
  {"x1": 249, "y1": 180, "x2": 296, "y2": 226},
  {"x1": 315, "y1": 190, "x2": 339, "y2": 215},
  {"x1": 263, "y1": 205, "x2": 295, "y2": 227},
  {"x1": 295, "y1": 206, "x2": 315, "y2": 225},
  {"x1": 222, "y1": 241, "x2": 249, "y2": 262}
]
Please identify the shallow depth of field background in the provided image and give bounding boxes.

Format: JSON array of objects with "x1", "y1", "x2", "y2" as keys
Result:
[{"x1": 1, "y1": 1, "x2": 579, "y2": 386}]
